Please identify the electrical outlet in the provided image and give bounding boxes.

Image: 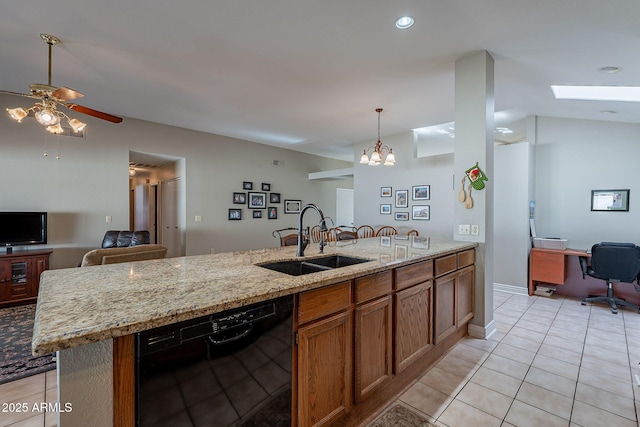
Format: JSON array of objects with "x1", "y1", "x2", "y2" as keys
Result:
[
  {"x1": 471, "y1": 224, "x2": 479, "y2": 236},
  {"x1": 195, "y1": 215, "x2": 202, "y2": 222},
  {"x1": 459, "y1": 224, "x2": 470, "y2": 235}
]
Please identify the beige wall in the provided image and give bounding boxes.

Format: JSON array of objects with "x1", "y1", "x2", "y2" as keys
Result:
[{"x1": 0, "y1": 94, "x2": 352, "y2": 268}]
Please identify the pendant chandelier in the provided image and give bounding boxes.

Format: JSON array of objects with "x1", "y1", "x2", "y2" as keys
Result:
[{"x1": 359, "y1": 108, "x2": 395, "y2": 166}]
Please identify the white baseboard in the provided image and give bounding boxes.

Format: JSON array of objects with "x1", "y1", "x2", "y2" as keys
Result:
[
  {"x1": 468, "y1": 320, "x2": 496, "y2": 340},
  {"x1": 493, "y1": 283, "x2": 528, "y2": 296}
]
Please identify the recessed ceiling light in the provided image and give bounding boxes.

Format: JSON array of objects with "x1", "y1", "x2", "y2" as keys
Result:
[
  {"x1": 395, "y1": 16, "x2": 415, "y2": 29},
  {"x1": 597, "y1": 66, "x2": 622, "y2": 74},
  {"x1": 551, "y1": 85, "x2": 640, "y2": 102}
]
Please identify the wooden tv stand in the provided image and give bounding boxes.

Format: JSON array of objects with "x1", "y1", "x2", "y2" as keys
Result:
[{"x1": 0, "y1": 250, "x2": 52, "y2": 307}]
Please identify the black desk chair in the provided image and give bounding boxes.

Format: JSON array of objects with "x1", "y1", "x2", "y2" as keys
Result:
[{"x1": 579, "y1": 242, "x2": 640, "y2": 314}]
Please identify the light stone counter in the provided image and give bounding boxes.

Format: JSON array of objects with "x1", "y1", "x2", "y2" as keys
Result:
[{"x1": 32, "y1": 236, "x2": 476, "y2": 356}]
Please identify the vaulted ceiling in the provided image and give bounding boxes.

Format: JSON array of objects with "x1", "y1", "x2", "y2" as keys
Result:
[{"x1": 2, "y1": 1, "x2": 639, "y2": 161}]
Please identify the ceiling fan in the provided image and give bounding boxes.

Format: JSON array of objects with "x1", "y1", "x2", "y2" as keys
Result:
[{"x1": 2, "y1": 33, "x2": 122, "y2": 134}]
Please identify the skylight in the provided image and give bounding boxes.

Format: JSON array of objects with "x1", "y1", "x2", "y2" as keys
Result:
[{"x1": 551, "y1": 85, "x2": 640, "y2": 102}]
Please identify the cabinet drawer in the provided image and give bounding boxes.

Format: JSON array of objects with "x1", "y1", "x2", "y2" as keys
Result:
[
  {"x1": 298, "y1": 281, "x2": 351, "y2": 325},
  {"x1": 457, "y1": 249, "x2": 475, "y2": 268},
  {"x1": 530, "y1": 250, "x2": 566, "y2": 284},
  {"x1": 395, "y1": 260, "x2": 433, "y2": 290},
  {"x1": 355, "y1": 271, "x2": 392, "y2": 304},
  {"x1": 435, "y1": 254, "x2": 457, "y2": 277}
]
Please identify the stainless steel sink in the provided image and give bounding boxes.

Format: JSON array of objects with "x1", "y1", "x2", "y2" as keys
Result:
[{"x1": 257, "y1": 255, "x2": 372, "y2": 276}]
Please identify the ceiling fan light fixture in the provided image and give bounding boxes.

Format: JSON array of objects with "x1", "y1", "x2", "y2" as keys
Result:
[
  {"x1": 46, "y1": 123, "x2": 64, "y2": 134},
  {"x1": 35, "y1": 108, "x2": 60, "y2": 126},
  {"x1": 6, "y1": 107, "x2": 28, "y2": 122},
  {"x1": 68, "y1": 118, "x2": 87, "y2": 132}
]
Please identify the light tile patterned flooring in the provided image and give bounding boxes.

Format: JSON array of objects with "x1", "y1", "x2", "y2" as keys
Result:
[{"x1": 2, "y1": 290, "x2": 639, "y2": 426}]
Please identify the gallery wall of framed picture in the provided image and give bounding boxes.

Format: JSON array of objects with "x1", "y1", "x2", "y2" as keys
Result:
[
  {"x1": 230, "y1": 181, "x2": 298, "y2": 220},
  {"x1": 379, "y1": 185, "x2": 431, "y2": 222}
]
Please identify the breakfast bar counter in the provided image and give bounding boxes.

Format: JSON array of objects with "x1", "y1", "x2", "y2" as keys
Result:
[{"x1": 32, "y1": 236, "x2": 477, "y2": 426}]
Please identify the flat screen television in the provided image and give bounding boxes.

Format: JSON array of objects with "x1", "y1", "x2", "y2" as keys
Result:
[{"x1": 0, "y1": 212, "x2": 48, "y2": 249}]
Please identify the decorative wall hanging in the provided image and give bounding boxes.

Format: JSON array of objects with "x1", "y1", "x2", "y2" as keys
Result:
[
  {"x1": 270, "y1": 193, "x2": 281, "y2": 203},
  {"x1": 233, "y1": 192, "x2": 246, "y2": 204},
  {"x1": 380, "y1": 187, "x2": 392, "y2": 197},
  {"x1": 380, "y1": 204, "x2": 391, "y2": 215},
  {"x1": 412, "y1": 185, "x2": 430, "y2": 200},
  {"x1": 243, "y1": 181, "x2": 253, "y2": 190},
  {"x1": 395, "y1": 212, "x2": 409, "y2": 221},
  {"x1": 248, "y1": 192, "x2": 267, "y2": 209},
  {"x1": 229, "y1": 209, "x2": 242, "y2": 220},
  {"x1": 262, "y1": 183, "x2": 271, "y2": 191},
  {"x1": 395, "y1": 190, "x2": 408, "y2": 208},
  {"x1": 591, "y1": 189, "x2": 629, "y2": 212},
  {"x1": 268, "y1": 207, "x2": 278, "y2": 219},
  {"x1": 464, "y1": 185, "x2": 474, "y2": 209},
  {"x1": 412, "y1": 205, "x2": 430, "y2": 220},
  {"x1": 465, "y1": 162, "x2": 488, "y2": 190},
  {"x1": 284, "y1": 200, "x2": 301, "y2": 214}
]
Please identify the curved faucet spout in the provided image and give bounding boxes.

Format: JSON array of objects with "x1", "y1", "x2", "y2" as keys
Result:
[{"x1": 297, "y1": 203, "x2": 327, "y2": 257}]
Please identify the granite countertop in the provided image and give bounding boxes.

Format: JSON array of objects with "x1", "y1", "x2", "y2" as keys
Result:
[{"x1": 32, "y1": 237, "x2": 476, "y2": 355}]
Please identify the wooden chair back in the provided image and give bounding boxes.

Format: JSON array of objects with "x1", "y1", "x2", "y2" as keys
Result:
[
  {"x1": 356, "y1": 225, "x2": 375, "y2": 238},
  {"x1": 375, "y1": 226, "x2": 397, "y2": 237}
]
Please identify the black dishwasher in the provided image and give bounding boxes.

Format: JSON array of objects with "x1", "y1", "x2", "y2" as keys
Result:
[{"x1": 136, "y1": 296, "x2": 293, "y2": 427}]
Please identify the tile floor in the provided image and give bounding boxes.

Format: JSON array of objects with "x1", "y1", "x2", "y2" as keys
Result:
[{"x1": 1, "y1": 290, "x2": 639, "y2": 426}]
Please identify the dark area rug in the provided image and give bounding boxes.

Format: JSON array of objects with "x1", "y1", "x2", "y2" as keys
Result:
[
  {"x1": 369, "y1": 404, "x2": 435, "y2": 427},
  {"x1": 239, "y1": 388, "x2": 291, "y2": 427},
  {"x1": 0, "y1": 304, "x2": 55, "y2": 385}
]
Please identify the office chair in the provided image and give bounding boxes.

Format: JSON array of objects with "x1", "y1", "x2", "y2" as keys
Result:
[{"x1": 579, "y1": 242, "x2": 640, "y2": 314}]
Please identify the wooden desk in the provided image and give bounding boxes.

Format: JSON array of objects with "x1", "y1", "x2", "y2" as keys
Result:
[{"x1": 528, "y1": 248, "x2": 589, "y2": 296}]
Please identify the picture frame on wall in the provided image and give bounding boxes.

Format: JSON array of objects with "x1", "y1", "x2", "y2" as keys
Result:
[
  {"x1": 233, "y1": 192, "x2": 246, "y2": 204},
  {"x1": 243, "y1": 181, "x2": 253, "y2": 190},
  {"x1": 412, "y1": 185, "x2": 430, "y2": 200},
  {"x1": 284, "y1": 199, "x2": 302, "y2": 214},
  {"x1": 395, "y1": 190, "x2": 408, "y2": 208},
  {"x1": 268, "y1": 207, "x2": 278, "y2": 219},
  {"x1": 248, "y1": 192, "x2": 266, "y2": 209},
  {"x1": 380, "y1": 187, "x2": 392, "y2": 197},
  {"x1": 228, "y1": 209, "x2": 242, "y2": 220},
  {"x1": 395, "y1": 212, "x2": 409, "y2": 221},
  {"x1": 380, "y1": 204, "x2": 391, "y2": 215},
  {"x1": 590, "y1": 189, "x2": 630, "y2": 212},
  {"x1": 412, "y1": 205, "x2": 430, "y2": 220},
  {"x1": 262, "y1": 183, "x2": 271, "y2": 191},
  {"x1": 253, "y1": 210, "x2": 262, "y2": 218},
  {"x1": 270, "y1": 193, "x2": 281, "y2": 203}
]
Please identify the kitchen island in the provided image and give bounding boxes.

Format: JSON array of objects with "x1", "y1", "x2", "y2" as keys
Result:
[{"x1": 33, "y1": 236, "x2": 477, "y2": 426}]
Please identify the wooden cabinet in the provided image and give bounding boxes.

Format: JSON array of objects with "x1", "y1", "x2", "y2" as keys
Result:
[
  {"x1": 293, "y1": 248, "x2": 475, "y2": 426},
  {"x1": 435, "y1": 249, "x2": 475, "y2": 343},
  {"x1": 297, "y1": 311, "x2": 352, "y2": 427},
  {"x1": 394, "y1": 259, "x2": 434, "y2": 373},
  {"x1": 0, "y1": 250, "x2": 51, "y2": 307}
]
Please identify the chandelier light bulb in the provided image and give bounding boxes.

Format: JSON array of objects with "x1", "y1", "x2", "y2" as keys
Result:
[
  {"x1": 46, "y1": 123, "x2": 64, "y2": 134},
  {"x1": 68, "y1": 118, "x2": 87, "y2": 132}
]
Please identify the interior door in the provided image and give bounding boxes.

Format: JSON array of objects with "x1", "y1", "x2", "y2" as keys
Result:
[
  {"x1": 335, "y1": 188, "x2": 354, "y2": 228},
  {"x1": 160, "y1": 178, "x2": 181, "y2": 257}
]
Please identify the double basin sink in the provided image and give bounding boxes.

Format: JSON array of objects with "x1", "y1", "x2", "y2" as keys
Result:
[{"x1": 257, "y1": 254, "x2": 372, "y2": 276}]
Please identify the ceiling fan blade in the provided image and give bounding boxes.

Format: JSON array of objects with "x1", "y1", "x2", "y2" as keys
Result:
[
  {"x1": 65, "y1": 103, "x2": 123, "y2": 123},
  {"x1": 52, "y1": 86, "x2": 84, "y2": 102},
  {"x1": 0, "y1": 89, "x2": 37, "y2": 99}
]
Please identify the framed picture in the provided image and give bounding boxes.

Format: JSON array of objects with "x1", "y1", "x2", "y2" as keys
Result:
[
  {"x1": 412, "y1": 205, "x2": 430, "y2": 220},
  {"x1": 252, "y1": 210, "x2": 262, "y2": 218},
  {"x1": 248, "y1": 192, "x2": 266, "y2": 209},
  {"x1": 228, "y1": 209, "x2": 242, "y2": 220},
  {"x1": 233, "y1": 192, "x2": 246, "y2": 204},
  {"x1": 243, "y1": 181, "x2": 253, "y2": 190},
  {"x1": 268, "y1": 207, "x2": 278, "y2": 219},
  {"x1": 270, "y1": 193, "x2": 281, "y2": 203},
  {"x1": 591, "y1": 189, "x2": 629, "y2": 212},
  {"x1": 412, "y1": 185, "x2": 430, "y2": 200},
  {"x1": 395, "y1": 190, "x2": 408, "y2": 208},
  {"x1": 284, "y1": 199, "x2": 302, "y2": 214},
  {"x1": 380, "y1": 187, "x2": 392, "y2": 197},
  {"x1": 262, "y1": 183, "x2": 271, "y2": 191},
  {"x1": 380, "y1": 204, "x2": 391, "y2": 215},
  {"x1": 395, "y1": 212, "x2": 409, "y2": 221}
]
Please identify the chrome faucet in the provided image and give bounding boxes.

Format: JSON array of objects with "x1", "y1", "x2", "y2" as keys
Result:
[{"x1": 297, "y1": 203, "x2": 328, "y2": 257}]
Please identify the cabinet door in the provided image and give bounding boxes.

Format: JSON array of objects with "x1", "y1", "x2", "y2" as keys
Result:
[
  {"x1": 297, "y1": 311, "x2": 351, "y2": 427},
  {"x1": 456, "y1": 265, "x2": 474, "y2": 325},
  {"x1": 394, "y1": 281, "x2": 433, "y2": 373},
  {"x1": 435, "y1": 272, "x2": 456, "y2": 343},
  {"x1": 5, "y1": 259, "x2": 30, "y2": 302},
  {"x1": 354, "y1": 296, "x2": 391, "y2": 402},
  {"x1": 31, "y1": 256, "x2": 49, "y2": 297}
]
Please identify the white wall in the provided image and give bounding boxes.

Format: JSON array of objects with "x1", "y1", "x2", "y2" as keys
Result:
[
  {"x1": 0, "y1": 94, "x2": 352, "y2": 268},
  {"x1": 534, "y1": 116, "x2": 640, "y2": 249},
  {"x1": 354, "y1": 131, "x2": 455, "y2": 237}
]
